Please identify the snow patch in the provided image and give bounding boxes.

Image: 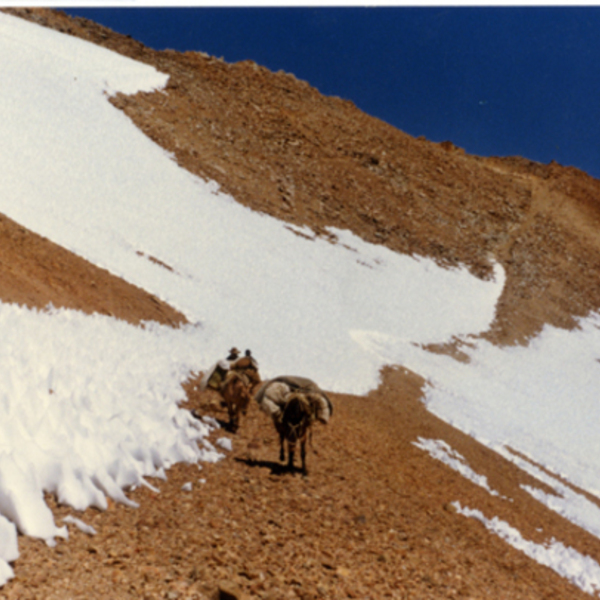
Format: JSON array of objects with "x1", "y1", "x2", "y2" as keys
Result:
[
  {"x1": 499, "y1": 447, "x2": 600, "y2": 541},
  {"x1": 217, "y1": 438, "x2": 233, "y2": 452},
  {"x1": 413, "y1": 438, "x2": 503, "y2": 498},
  {"x1": 63, "y1": 515, "x2": 97, "y2": 536},
  {"x1": 453, "y1": 502, "x2": 600, "y2": 596}
]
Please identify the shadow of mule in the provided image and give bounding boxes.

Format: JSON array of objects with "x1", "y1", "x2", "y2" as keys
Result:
[{"x1": 234, "y1": 457, "x2": 291, "y2": 476}]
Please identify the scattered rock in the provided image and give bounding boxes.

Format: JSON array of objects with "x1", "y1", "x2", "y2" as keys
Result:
[{"x1": 215, "y1": 580, "x2": 244, "y2": 600}]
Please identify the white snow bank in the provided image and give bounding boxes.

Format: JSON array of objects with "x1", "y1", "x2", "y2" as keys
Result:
[
  {"x1": 0, "y1": 13, "x2": 167, "y2": 97},
  {"x1": 0, "y1": 515, "x2": 18, "y2": 586},
  {"x1": 0, "y1": 302, "x2": 221, "y2": 547},
  {"x1": 454, "y1": 502, "x2": 600, "y2": 595}
]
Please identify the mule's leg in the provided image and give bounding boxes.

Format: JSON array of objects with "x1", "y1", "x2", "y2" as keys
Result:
[
  {"x1": 288, "y1": 440, "x2": 296, "y2": 473},
  {"x1": 241, "y1": 391, "x2": 251, "y2": 416},
  {"x1": 231, "y1": 381, "x2": 249, "y2": 433},
  {"x1": 233, "y1": 392, "x2": 244, "y2": 432},
  {"x1": 300, "y1": 438, "x2": 307, "y2": 476},
  {"x1": 231, "y1": 407, "x2": 239, "y2": 433},
  {"x1": 273, "y1": 418, "x2": 285, "y2": 463},
  {"x1": 225, "y1": 396, "x2": 236, "y2": 432}
]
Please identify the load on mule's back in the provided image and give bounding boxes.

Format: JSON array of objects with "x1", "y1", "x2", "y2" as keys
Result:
[
  {"x1": 254, "y1": 376, "x2": 332, "y2": 475},
  {"x1": 202, "y1": 348, "x2": 261, "y2": 432}
]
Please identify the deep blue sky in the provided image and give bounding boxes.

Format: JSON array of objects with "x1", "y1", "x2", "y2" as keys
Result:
[{"x1": 62, "y1": 7, "x2": 600, "y2": 179}]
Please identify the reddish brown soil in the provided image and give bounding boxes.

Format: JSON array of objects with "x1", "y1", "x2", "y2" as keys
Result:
[
  {"x1": 0, "y1": 213, "x2": 185, "y2": 327},
  {"x1": 1, "y1": 7, "x2": 600, "y2": 599}
]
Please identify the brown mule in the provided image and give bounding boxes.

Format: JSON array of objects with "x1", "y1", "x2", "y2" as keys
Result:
[
  {"x1": 275, "y1": 392, "x2": 321, "y2": 475},
  {"x1": 255, "y1": 376, "x2": 333, "y2": 475},
  {"x1": 220, "y1": 370, "x2": 252, "y2": 432}
]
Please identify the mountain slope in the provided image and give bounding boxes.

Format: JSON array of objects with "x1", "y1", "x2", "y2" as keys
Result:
[
  {"x1": 6, "y1": 8, "x2": 600, "y2": 346},
  {"x1": 9, "y1": 8, "x2": 600, "y2": 348},
  {"x1": 2, "y1": 7, "x2": 600, "y2": 600}
]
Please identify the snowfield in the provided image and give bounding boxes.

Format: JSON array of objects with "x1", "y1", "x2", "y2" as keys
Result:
[{"x1": 2, "y1": 12, "x2": 600, "y2": 594}]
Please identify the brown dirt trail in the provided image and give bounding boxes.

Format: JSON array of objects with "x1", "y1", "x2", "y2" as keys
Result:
[{"x1": 7, "y1": 369, "x2": 596, "y2": 599}]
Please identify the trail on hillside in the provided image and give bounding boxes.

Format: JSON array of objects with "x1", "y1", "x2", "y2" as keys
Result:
[{"x1": 9, "y1": 369, "x2": 593, "y2": 599}]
